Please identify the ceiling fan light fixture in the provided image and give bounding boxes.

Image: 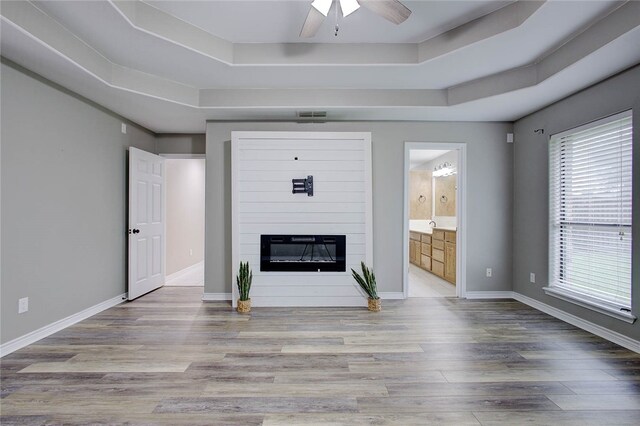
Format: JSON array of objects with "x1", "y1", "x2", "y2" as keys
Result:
[
  {"x1": 301, "y1": 0, "x2": 411, "y2": 38},
  {"x1": 339, "y1": 0, "x2": 360, "y2": 17},
  {"x1": 311, "y1": 0, "x2": 333, "y2": 16}
]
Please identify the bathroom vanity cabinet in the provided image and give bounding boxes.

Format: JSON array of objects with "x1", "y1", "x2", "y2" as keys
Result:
[
  {"x1": 409, "y1": 228, "x2": 456, "y2": 285},
  {"x1": 409, "y1": 232, "x2": 421, "y2": 265}
]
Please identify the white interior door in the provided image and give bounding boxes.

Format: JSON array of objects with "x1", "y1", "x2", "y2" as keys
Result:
[{"x1": 128, "y1": 147, "x2": 165, "y2": 300}]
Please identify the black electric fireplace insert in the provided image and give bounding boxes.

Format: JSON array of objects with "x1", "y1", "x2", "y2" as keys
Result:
[{"x1": 260, "y1": 235, "x2": 346, "y2": 272}]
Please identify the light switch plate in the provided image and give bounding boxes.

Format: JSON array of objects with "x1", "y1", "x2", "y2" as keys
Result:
[
  {"x1": 18, "y1": 297, "x2": 29, "y2": 314},
  {"x1": 530, "y1": 273, "x2": 536, "y2": 283},
  {"x1": 486, "y1": 268, "x2": 492, "y2": 278}
]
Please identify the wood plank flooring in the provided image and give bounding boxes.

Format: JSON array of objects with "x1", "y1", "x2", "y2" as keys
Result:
[{"x1": 1, "y1": 286, "x2": 639, "y2": 425}]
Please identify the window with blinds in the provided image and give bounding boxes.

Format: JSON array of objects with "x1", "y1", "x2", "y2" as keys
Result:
[{"x1": 548, "y1": 110, "x2": 633, "y2": 320}]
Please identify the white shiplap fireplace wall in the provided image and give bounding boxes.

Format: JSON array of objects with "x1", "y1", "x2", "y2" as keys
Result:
[{"x1": 231, "y1": 132, "x2": 373, "y2": 307}]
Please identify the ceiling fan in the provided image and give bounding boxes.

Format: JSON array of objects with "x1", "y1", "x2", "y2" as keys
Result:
[{"x1": 300, "y1": 0, "x2": 412, "y2": 38}]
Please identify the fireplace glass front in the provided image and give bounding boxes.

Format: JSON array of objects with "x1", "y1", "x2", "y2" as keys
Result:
[{"x1": 260, "y1": 235, "x2": 346, "y2": 272}]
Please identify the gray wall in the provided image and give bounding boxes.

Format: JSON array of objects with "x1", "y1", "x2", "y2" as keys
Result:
[
  {"x1": 156, "y1": 134, "x2": 205, "y2": 155},
  {"x1": 166, "y1": 158, "x2": 205, "y2": 275},
  {"x1": 0, "y1": 60, "x2": 156, "y2": 344},
  {"x1": 205, "y1": 121, "x2": 513, "y2": 295},
  {"x1": 513, "y1": 64, "x2": 640, "y2": 341}
]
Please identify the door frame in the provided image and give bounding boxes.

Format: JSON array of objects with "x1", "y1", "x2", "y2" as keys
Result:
[
  {"x1": 403, "y1": 142, "x2": 467, "y2": 299},
  {"x1": 159, "y1": 153, "x2": 206, "y2": 293}
]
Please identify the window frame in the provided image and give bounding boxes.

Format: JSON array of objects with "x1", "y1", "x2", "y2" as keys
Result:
[{"x1": 544, "y1": 110, "x2": 635, "y2": 323}]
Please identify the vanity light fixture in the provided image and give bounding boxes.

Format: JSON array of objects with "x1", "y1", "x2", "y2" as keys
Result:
[{"x1": 432, "y1": 162, "x2": 457, "y2": 177}]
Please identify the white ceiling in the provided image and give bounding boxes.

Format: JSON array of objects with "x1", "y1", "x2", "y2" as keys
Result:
[
  {"x1": 2, "y1": 0, "x2": 639, "y2": 133},
  {"x1": 144, "y1": 0, "x2": 514, "y2": 44}
]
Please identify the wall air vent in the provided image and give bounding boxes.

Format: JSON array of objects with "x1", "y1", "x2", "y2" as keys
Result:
[
  {"x1": 296, "y1": 111, "x2": 327, "y2": 124},
  {"x1": 297, "y1": 111, "x2": 327, "y2": 119}
]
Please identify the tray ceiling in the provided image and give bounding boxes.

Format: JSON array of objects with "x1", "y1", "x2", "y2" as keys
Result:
[
  {"x1": 1, "y1": 0, "x2": 639, "y2": 132},
  {"x1": 144, "y1": 0, "x2": 514, "y2": 44}
]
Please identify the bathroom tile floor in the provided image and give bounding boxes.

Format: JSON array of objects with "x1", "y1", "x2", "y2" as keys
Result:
[{"x1": 409, "y1": 264, "x2": 456, "y2": 298}]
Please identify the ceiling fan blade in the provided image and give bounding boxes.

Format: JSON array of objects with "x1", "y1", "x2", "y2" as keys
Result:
[
  {"x1": 358, "y1": 0, "x2": 412, "y2": 25},
  {"x1": 300, "y1": 6, "x2": 327, "y2": 38}
]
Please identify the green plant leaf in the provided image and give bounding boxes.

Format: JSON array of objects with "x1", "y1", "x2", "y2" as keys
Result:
[
  {"x1": 351, "y1": 262, "x2": 378, "y2": 299},
  {"x1": 237, "y1": 261, "x2": 252, "y2": 301}
]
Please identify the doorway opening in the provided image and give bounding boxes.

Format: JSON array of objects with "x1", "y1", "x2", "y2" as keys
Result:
[
  {"x1": 162, "y1": 155, "x2": 205, "y2": 287},
  {"x1": 403, "y1": 143, "x2": 466, "y2": 299}
]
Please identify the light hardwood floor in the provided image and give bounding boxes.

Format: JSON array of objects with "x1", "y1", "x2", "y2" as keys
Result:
[{"x1": 2, "y1": 287, "x2": 640, "y2": 425}]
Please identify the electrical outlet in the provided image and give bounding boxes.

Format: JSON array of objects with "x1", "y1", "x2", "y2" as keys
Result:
[
  {"x1": 486, "y1": 268, "x2": 492, "y2": 278},
  {"x1": 18, "y1": 297, "x2": 29, "y2": 314},
  {"x1": 530, "y1": 273, "x2": 536, "y2": 283},
  {"x1": 121, "y1": 123, "x2": 127, "y2": 134}
]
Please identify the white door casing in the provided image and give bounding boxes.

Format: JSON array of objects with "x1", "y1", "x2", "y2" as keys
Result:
[
  {"x1": 403, "y1": 142, "x2": 467, "y2": 299},
  {"x1": 128, "y1": 147, "x2": 165, "y2": 300}
]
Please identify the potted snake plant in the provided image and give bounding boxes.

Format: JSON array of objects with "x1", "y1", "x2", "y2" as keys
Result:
[
  {"x1": 236, "y1": 261, "x2": 252, "y2": 313},
  {"x1": 351, "y1": 261, "x2": 381, "y2": 312}
]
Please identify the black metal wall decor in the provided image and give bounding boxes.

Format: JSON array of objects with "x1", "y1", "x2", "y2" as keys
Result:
[{"x1": 292, "y1": 175, "x2": 313, "y2": 196}]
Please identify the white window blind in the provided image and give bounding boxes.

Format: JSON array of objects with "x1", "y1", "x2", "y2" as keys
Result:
[{"x1": 549, "y1": 111, "x2": 633, "y2": 314}]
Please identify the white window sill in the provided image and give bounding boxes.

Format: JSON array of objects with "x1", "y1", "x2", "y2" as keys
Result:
[{"x1": 543, "y1": 287, "x2": 636, "y2": 324}]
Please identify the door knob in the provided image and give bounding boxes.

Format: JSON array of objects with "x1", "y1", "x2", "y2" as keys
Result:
[{"x1": 128, "y1": 229, "x2": 140, "y2": 234}]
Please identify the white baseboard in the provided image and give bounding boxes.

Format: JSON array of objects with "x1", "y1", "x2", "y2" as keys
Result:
[
  {"x1": 465, "y1": 291, "x2": 515, "y2": 299},
  {"x1": 462, "y1": 290, "x2": 639, "y2": 353},
  {"x1": 379, "y1": 292, "x2": 405, "y2": 299},
  {"x1": 206, "y1": 293, "x2": 404, "y2": 306},
  {"x1": 243, "y1": 296, "x2": 369, "y2": 307},
  {"x1": 0, "y1": 293, "x2": 127, "y2": 358},
  {"x1": 512, "y1": 292, "x2": 640, "y2": 354},
  {"x1": 202, "y1": 292, "x2": 232, "y2": 301}
]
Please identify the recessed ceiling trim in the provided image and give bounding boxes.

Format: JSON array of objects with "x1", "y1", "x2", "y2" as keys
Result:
[
  {"x1": 418, "y1": 0, "x2": 545, "y2": 62},
  {"x1": 2, "y1": 1, "x2": 111, "y2": 81},
  {"x1": 448, "y1": 65, "x2": 538, "y2": 105},
  {"x1": 198, "y1": 89, "x2": 448, "y2": 108},
  {"x1": 537, "y1": 0, "x2": 638, "y2": 81},
  {"x1": 3, "y1": 0, "x2": 639, "y2": 111},
  {"x1": 1, "y1": 1, "x2": 199, "y2": 107},
  {"x1": 2, "y1": 0, "x2": 639, "y2": 123},
  {"x1": 111, "y1": 64, "x2": 199, "y2": 106},
  {"x1": 448, "y1": 1, "x2": 640, "y2": 105},
  {"x1": 110, "y1": 0, "x2": 234, "y2": 65},
  {"x1": 233, "y1": 43, "x2": 418, "y2": 66},
  {"x1": 109, "y1": 0, "x2": 542, "y2": 66}
]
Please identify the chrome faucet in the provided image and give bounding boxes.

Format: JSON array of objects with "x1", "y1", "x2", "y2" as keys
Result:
[{"x1": 428, "y1": 220, "x2": 436, "y2": 227}]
